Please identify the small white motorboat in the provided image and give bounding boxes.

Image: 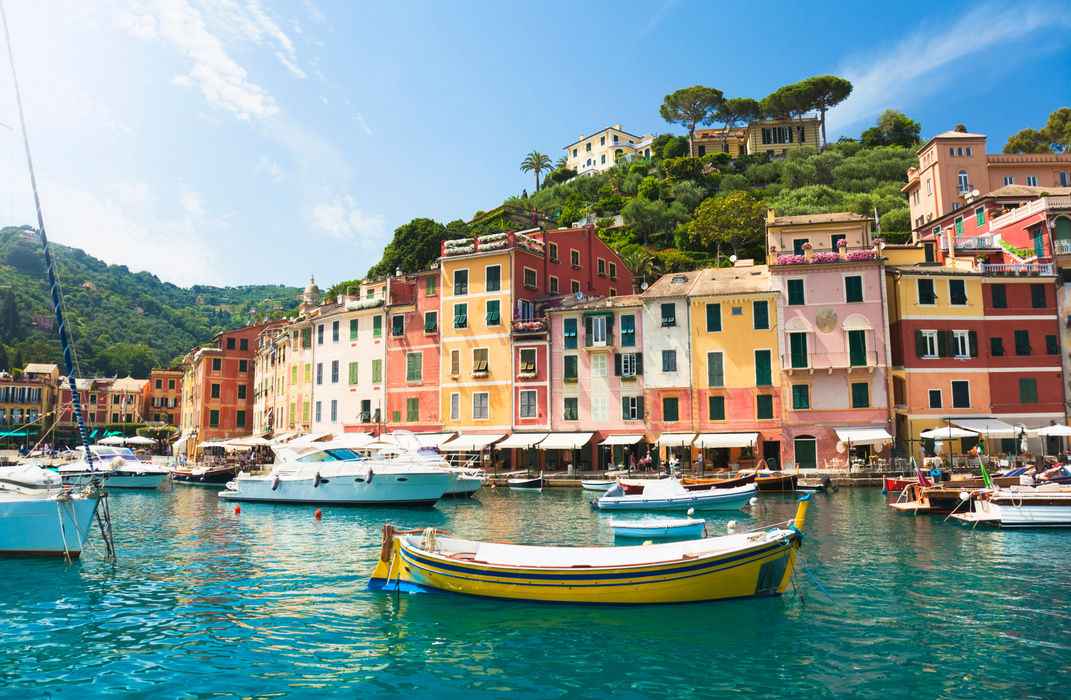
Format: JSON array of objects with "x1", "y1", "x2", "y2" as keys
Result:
[
  {"x1": 58, "y1": 446, "x2": 172, "y2": 489},
  {"x1": 509, "y1": 474, "x2": 544, "y2": 490},
  {"x1": 581, "y1": 479, "x2": 617, "y2": 491},
  {"x1": 609, "y1": 517, "x2": 706, "y2": 538},
  {"x1": 593, "y1": 477, "x2": 757, "y2": 512}
]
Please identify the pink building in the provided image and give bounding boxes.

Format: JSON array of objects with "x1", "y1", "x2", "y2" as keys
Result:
[
  {"x1": 385, "y1": 270, "x2": 442, "y2": 434},
  {"x1": 548, "y1": 295, "x2": 647, "y2": 471}
]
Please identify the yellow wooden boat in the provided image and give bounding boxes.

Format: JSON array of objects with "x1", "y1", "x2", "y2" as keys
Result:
[{"x1": 368, "y1": 495, "x2": 810, "y2": 604}]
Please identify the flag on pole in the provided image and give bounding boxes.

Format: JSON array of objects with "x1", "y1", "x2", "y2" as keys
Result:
[{"x1": 979, "y1": 460, "x2": 995, "y2": 490}]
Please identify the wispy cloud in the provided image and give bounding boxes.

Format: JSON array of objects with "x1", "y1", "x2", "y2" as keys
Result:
[
  {"x1": 630, "y1": 0, "x2": 680, "y2": 50},
  {"x1": 303, "y1": 0, "x2": 326, "y2": 25},
  {"x1": 829, "y1": 2, "x2": 1071, "y2": 133},
  {"x1": 301, "y1": 192, "x2": 387, "y2": 245},
  {"x1": 114, "y1": 0, "x2": 280, "y2": 122},
  {"x1": 253, "y1": 155, "x2": 286, "y2": 183}
]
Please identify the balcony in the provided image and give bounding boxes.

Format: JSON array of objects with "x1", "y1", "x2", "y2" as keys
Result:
[
  {"x1": 440, "y1": 229, "x2": 546, "y2": 258},
  {"x1": 942, "y1": 233, "x2": 999, "y2": 250},
  {"x1": 978, "y1": 263, "x2": 1055, "y2": 276},
  {"x1": 1056, "y1": 240, "x2": 1071, "y2": 255},
  {"x1": 782, "y1": 351, "x2": 880, "y2": 374},
  {"x1": 989, "y1": 196, "x2": 1071, "y2": 232},
  {"x1": 511, "y1": 318, "x2": 549, "y2": 335}
]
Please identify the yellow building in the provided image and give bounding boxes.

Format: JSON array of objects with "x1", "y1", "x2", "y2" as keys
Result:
[
  {"x1": 694, "y1": 118, "x2": 821, "y2": 160},
  {"x1": 687, "y1": 265, "x2": 782, "y2": 469},
  {"x1": 439, "y1": 243, "x2": 516, "y2": 434},
  {"x1": 564, "y1": 125, "x2": 655, "y2": 175}
]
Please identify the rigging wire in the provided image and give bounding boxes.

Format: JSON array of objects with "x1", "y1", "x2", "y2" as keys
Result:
[{"x1": 0, "y1": 1, "x2": 115, "y2": 562}]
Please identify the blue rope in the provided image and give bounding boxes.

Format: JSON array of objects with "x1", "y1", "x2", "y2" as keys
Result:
[{"x1": 1, "y1": 2, "x2": 93, "y2": 473}]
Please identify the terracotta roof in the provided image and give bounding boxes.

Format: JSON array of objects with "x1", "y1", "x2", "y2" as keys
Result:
[
  {"x1": 984, "y1": 184, "x2": 1071, "y2": 198},
  {"x1": 769, "y1": 212, "x2": 871, "y2": 227},
  {"x1": 887, "y1": 264, "x2": 981, "y2": 277},
  {"x1": 550, "y1": 294, "x2": 642, "y2": 312},
  {"x1": 641, "y1": 270, "x2": 703, "y2": 298},
  {"x1": 932, "y1": 131, "x2": 987, "y2": 139},
  {"x1": 689, "y1": 266, "x2": 772, "y2": 297}
]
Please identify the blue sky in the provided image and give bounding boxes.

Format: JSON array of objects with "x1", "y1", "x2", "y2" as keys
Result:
[{"x1": 0, "y1": 0, "x2": 1068, "y2": 288}]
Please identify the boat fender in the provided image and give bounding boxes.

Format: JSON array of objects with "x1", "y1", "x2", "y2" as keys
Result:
[
  {"x1": 271, "y1": 475, "x2": 280, "y2": 491},
  {"x1": 314, "y1": 472, "x2": 321, "y2": 488},
  {"x1": 749, "y1": 497, "x2": 759, "y2": 506},
  {"x1": 727, "y1": 520, "x2": 737, "y2": 531},
  {"x1": 367, "y1": 468, "x2": 374, "y2": 485},
  {"x1": 959, "y1": 491, "x2": 970, "y2": 501}
]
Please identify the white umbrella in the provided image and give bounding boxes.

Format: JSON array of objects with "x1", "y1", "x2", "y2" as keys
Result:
[
  {"x1": 98, "y1": 435, "x2": 126, "y2": 445},
  {"x1": 125, "y1": 435, "x2": 157, "y2": 445},
  {"x1": 1034, "y1": 425, "x2": 1071, "y2": 436}
]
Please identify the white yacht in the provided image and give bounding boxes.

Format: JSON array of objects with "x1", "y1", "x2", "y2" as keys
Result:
[
  {"x1": 0, "y1": 464, "x2": 100, "y2": 557},
  {"x1": 218, "y1": 431, "x2": 454, "y2": 506},
  {"x1": 58, "y1": 446, "x2": 172, "y2": 489}
]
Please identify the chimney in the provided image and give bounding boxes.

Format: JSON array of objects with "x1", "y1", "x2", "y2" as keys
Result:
[
  {"x1": 614, "y1": 124, "x2": 622, "y2": 130},
  {"x1": 766, "y1": 208, "x2": 776, "y2": 224}
]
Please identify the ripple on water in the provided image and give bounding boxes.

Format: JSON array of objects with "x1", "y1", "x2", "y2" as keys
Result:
[{"x1": 0, "y1": 487, "x2": 1069, "y2": 698}]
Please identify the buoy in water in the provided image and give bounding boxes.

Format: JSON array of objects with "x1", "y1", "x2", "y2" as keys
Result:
[
  {"x1": 749, "y1": 497, "x2": 759, "y2": 506},
  {"x1": 727, "y1": 519, "x2": 737, "y2": 530},
  {"x1": 686, "y1": 507, "x2": 695, "y2": 517},
  {"x1": 314, "y1": 508, "x2": 322, "y2": 519},
  {"x1": 234, "y1": 505, "x2": 241, "y2": 514}
]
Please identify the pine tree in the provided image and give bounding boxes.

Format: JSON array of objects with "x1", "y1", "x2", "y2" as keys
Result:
[{"x1": 1, "y1": 289, "x2": 17, "y2": 344}]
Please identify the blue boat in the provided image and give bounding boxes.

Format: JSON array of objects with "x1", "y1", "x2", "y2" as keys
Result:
[
  {"x1": 593, "y1": 477, "x2": 757, "y2": 512},
  {"x1": 609, "y1": 517, "x2": 705, "y2": 538}
]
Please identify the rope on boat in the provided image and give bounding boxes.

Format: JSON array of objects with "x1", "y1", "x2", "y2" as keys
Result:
[
  {"x1": 56, "y1": 498, "x2": 72, "y2": 565},
  {"x1": 1, "y1": 1, "x2": 116, "y2": 562}
]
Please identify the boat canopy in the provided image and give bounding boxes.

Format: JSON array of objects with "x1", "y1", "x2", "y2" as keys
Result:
[
  {"x1": 440, "y1": 433, "x2": 506, "y2": 452},
  {"x1": 289, "y1": 432, "x2": 332, "y2": 445},
  {"x1": 834, "y1": 428, "x2": 893, "y2": 445},
  {"x1": 538, "y1": 432, "x2": 594, "y2": 450},
  {"x1": 413, "y1": 432, "x2": 456, "y2": 448},
  {"x1": 599, "y1": 434, "x2": 645, "y2": 446},
  {"x1": 656, "y1": 433, "x2": 696, "y2": 447},
  {"x1": 949, "y1": 419, "x2": 1018, "y2": 438},
  {"x1": 694, "y1": 432, "x2": 758, "y2": 449},
  {"x1": 172, "y1": 434, "x2": 189, "y2": 451},
  {"x1": 496, "y1": 433, "x2": 548, "y2": 449}
]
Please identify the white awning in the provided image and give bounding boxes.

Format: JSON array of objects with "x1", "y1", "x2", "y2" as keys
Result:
[
  {"x1": 950, "y1": 419, "x2": 1019, "y2": 438},
  {"x1": 172, "y1": 434, "x2": 189, "y2": 451},
  {"x1": 835, "y1": 428, "x2": 893, "y2": 445},
  {"x1": 496, "y1": 433, "x2": 549, "y2": 449},
  {"x1": 539, "y1": 432, "x2": 594, "y2": 450},
  {"x1": 414, "y1": 432, "x2": 456, "y2": 448},
  {"x1": 920, "y1": 426, "x2": 976, "y2": 439},
  {"x1": 695, "y1": 432, "x2": 759, "y2": 449},
  {"x1": 657, "y1": 433, "x2": 696, "y2": 447},
  {"x1": 270, "y1": 433, "x2": 294, "y2": 444},
  {"x1": 440, "y1": 433, "x2": 506, "y2": 452},
  {"x1": 600, "y1": 434, "x2": 645, "y2": 446},
  {"x1": 1033, "y1": 424, "x2": 1071, "y2": 437}
]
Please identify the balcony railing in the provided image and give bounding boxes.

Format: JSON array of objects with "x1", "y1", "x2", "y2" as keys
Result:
[
  {"x1": 943, "y1": 233, "x2": 997, "y2": 250},
  {"x1": 1055, "y1": 239, "x2": 1071, "y2": 255},
  {"x1": 978, "y1": 263, "x2": 1055, "y2": 276},
  {"x1": 782, "y1": 351, "x2": 880, "y2": 370},
  {"x1": 441, "y1": 229, "x2": 546, "y2": 258}
]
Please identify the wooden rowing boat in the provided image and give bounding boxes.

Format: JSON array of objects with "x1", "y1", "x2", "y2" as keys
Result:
[{"x1": 368, "y1": 496, "x2": 811, "y2": 604}]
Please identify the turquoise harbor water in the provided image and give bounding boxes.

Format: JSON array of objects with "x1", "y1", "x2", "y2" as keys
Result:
[{"x1": 1, "y1": 486, "x2": 1070, "y2": 698}]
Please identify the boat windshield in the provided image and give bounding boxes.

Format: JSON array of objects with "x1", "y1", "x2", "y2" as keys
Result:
[{"x1": 297, "y1": 448, "x2": 360, "y2": 463}]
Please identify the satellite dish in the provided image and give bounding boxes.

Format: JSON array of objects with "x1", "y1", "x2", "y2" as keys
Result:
[
  {"x1": 640, "y1": 281, "x2": 649, "y2": 290},
  {"x1": 576, "y1": 292, "x2": 585, "y2": 301},
  {"x1": 730, "y1": 255, "x2": 737, "y2": 262},
  {"x1": 971, "y1": 189, "x2": 980, "y2": 198}
]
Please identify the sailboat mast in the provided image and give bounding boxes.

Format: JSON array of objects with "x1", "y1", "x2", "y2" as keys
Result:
[{"x1": 0, "y1": 3, "x2": 94, "y2": 471}]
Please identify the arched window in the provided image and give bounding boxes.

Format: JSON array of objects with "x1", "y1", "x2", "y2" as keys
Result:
[
  {"x1": 966, "y1": 147, "x2": 973, "y2": 156},
  {"x1": 957, "y1": 148, "x2": 963, "y2": 156},
  {"x1": 949, "y1": 147, "x2": 955, "y2": 156},
  {"x1": 958, "y1": 170, "x2": 969, "y2": 193}
]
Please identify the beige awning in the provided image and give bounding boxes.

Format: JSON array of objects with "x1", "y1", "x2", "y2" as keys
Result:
[
  {"x1": 496, "y1": 433, "x2": 549, "y2": 449},
  {"x1": 414, "y1": 432, "x2": 456, "y2": 448},
  {"x1": 440, "y1": 433, "x2": 506, "y2": 451},
  {"x1": 657, "y1": 433, "x2": 696, "y2": 447},
  {"x1": 835, "y1": 428, "x2": 893, "y2": 445},
  {"x1": 538, "y1": 432, "x2": 594, "y2": 450},
  {"x1": 600, "y1": 434, "x2": 645, "y2": 446},
  {"x1": 695, "y1": 432, "x2": 758, "y2": 449},
  {"x1": 950, "y1": 419, "x2": 1018, "y2": 438}
]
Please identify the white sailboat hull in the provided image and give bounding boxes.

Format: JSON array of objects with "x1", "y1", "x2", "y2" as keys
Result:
[{"x1": 0, "y1": 493, "x2": 100, "y2": 557}]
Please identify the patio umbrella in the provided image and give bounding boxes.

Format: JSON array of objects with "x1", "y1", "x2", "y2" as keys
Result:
[
  {"x1": 920, "y1": 426, "x2": 976, "y2": 465},
  {"x1": 98, "y1": 435, "x2": 126, "y2": 445}
]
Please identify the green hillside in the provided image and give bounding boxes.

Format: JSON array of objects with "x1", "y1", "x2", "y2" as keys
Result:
[{"x1": 0, "y1": 226, "x2": 301, "y2": 378}]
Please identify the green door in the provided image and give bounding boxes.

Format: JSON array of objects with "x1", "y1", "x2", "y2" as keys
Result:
[
  {"x1": 793, "y1": 437, "x2": 817, "y2": 469},
  {"x1": 849, "y1": 330, "x2": 868, "y2": 366}
]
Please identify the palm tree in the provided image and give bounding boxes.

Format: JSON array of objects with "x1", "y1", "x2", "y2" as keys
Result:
[
  {"x1": 555, "y1": 155, "x2": 569, "y2": 169},
  {"x1": 520, "y1": 151, "x2": 553, "y2": 192},
  {"x1": 620, "y1": 248, "x2": 664, "y2": 293}
]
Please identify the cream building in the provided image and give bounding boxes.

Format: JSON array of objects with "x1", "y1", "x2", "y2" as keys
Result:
[{"x1": 564, "y1": 125, "x2": 655, "y2": 175}]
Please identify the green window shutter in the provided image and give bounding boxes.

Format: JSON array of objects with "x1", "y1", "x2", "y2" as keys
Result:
[
  {"x1": 976, "y1": 208, "x2": 985, "y2": 226},
  {"x1": 426, "y1": 276, "x2": 436, "y2": 296},
  {"x1": 620, "y1": 315, "x2": 635, "y2": 346},
  {"x1": 584, "y1": 317, "x2": 593, "y2": 347},
  {"x1": 406, "y1": 353, "x2": 422, "y2": 382},
  {"x1": 755, "y1": 350, "x2": 772, "y2": 386},
  {"x1": 564, "y1": 355, "x2": 578, "y2": 380},
  {"x1": 788, "y1": 280, "x2": 804, "y2": 306},
  {"x1": 991, "y1": 284, "x2": 1006, "y2": 308},
  {"x1": 424, "y1": 312, "x2": 437, "y2": 332},
  {"x1": 706, "y1": 303, "x2": 721, "y2": 332},
  {"x1": 707, "y1": 353, "x2": 724, "y2": 387},
  {"x1": 1047, "y1": 334, "x2": 1060, "y2": 355},
  {"x1": 373, "y1": 316, "x2": 382, "y2": 337},
  {"x1": 637, "y1": 396, "x2": 644, "y2": 419},
  {"x1": 756, "y1": 394, "x2": 773, "y2": 420},
  {"x1": 349, "y1": 319, "x2": 359, "y2": 339},
  {"x1": 849, "y1": 330, "x2": 867, "y2": 366},
  {"x1": 372, "y1": 359, "x2": 382, "y2": 383},
  {"x1": 635, "y1": 353, "x2": 643, "y2": 376},
  {"x1": 392, "y1": 315, "x2": 404, "y2": 336},
  {"x1": 348, "y1": 362, "x2": 359, "y2": 385},
  {"x1": 614, "y1": 354, "x2": 622, "y2": 376},
  {"x1": 753, "y1": 301, "x2": 769, "y2": 330},
  {"x1": 486, "y1": 300, "x2": 500, "y2": 325},
  {"x1": 407, "y1": 398, "x2": 419, "y2": 422},
  {"x1": 845, "y1": 276, "x2": 863, "y2": 303},
  {"x1": 663, "y1": 398, "x2": 679, "y2": 422},
  {"x1": 792, "y1": 385, "x2": 809, "y2": 410},
  {"x1": 990, "y1": 337, "x2": 1004, "y2": 356},
  {"x1": 915, "y1": 330, "x2": 926, "y2": 358},
  {"x1": 563, "y1": 319, "x2": 578, "y2": 349},
  {"x1": 709, "y1": 395, "x2": 725, "y2": 421},
  {"x1": 969, "y1": 331, "x2": 979, "y2": 358},
  {"x1": 1019, "y1": 378, "x2": 1038, "y2": 404},
  {"x1": 955, "y1": 219, "x2": 963, "y2": 236},
  {"x1": 851, "y1": 382, "x2": 870, "y2": 408},
  {"x1": 661, "y1": 303, "x2": 676, "y2": 326},
  {"x1": 937, "y1": 330, "x2": 948, "y2": 357}
]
